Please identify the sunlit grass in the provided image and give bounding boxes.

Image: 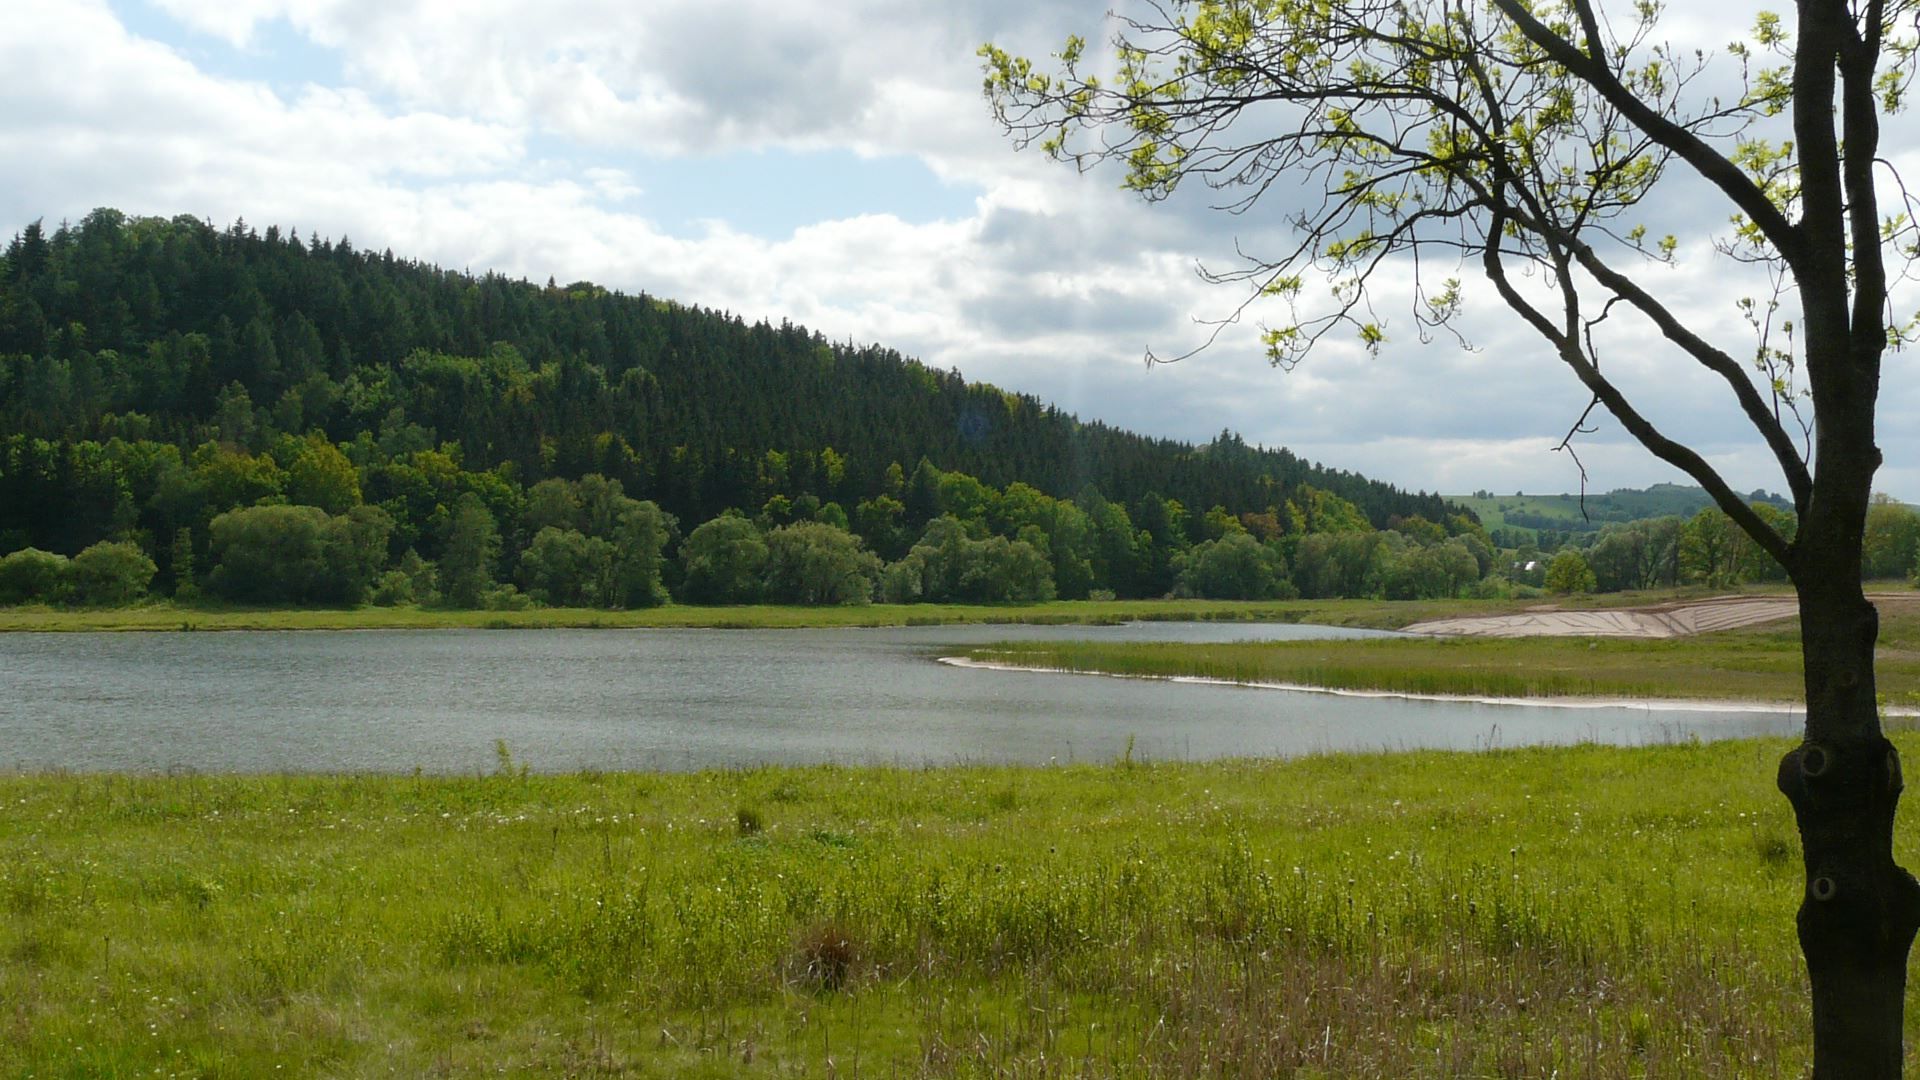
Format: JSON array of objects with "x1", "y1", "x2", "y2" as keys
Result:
[{"x1": 2, "y1": 739, "x2": 1914, "y2": 1075}]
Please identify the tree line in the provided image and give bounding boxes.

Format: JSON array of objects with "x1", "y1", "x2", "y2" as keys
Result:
[
  {"x1": 5, "y1": 211, "x2": 1914, "y2": 611},
  {"x1": 0, "y1": 209, "x2": 1458, "y2": 569}
]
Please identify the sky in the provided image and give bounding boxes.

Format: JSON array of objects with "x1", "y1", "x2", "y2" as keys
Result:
[{"x1": 2, "y1": 0, "x2": 1916, "y2": 500}]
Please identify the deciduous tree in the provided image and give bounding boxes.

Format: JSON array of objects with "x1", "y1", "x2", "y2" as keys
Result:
[{"x1": 987, "y1": 4, "x2": 1919, "y2": 1065}]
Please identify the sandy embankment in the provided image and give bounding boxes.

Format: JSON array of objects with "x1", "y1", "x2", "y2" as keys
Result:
[
  {"x1": 935, "y1": 655, "x2": 1822, "y2": 715},
  {"x1": 1401, "y1": 592, "x2": 1919, "y2": 639},
  {"x1": 939, "y1": 593, "x2": 1920, "y2": 716},
  {"x1": 1400, "y1": 595, "x2": 1801, "y2": 638}
]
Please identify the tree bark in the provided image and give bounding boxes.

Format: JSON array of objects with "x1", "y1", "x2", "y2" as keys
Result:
[{"x1": 1780, "y1": 567, "x2": 1920, "y2": 1077}]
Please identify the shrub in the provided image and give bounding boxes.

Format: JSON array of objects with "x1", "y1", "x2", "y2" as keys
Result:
[
  {"x1": 68, "y1": 541, "x2": 157, "y2": 607},
  {"x1": 370, "y1": 570, "x2": 415, "y2": 606},
  {"x1": 1545, "y1": 550, "x2": 1598, "y2": 595},
  {"x1": 0, "y1": 548, "x2": 69, "y2": 605},
  {"x1": 481, "y1": 584, "x2": 533, "y2": 611}
]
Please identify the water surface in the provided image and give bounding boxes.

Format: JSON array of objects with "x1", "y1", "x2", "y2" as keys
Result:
[{"x1": 0, "y1": 622, "x2": 1798, "y2": 772}]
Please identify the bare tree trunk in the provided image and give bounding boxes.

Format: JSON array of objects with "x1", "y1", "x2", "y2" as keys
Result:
[{"x1": 1780, "y1": 565, "x2": 1920, "y2": 1076}]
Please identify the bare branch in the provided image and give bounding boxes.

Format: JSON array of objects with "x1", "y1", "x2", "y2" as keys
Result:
[{"x1": 1482, "y1": 212, "x2": 1796, "y2": 568}]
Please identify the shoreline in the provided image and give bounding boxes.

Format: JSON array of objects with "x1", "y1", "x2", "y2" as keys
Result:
[{"x1": 936, "y1": 655, "x2": 1920, "y2": 718}]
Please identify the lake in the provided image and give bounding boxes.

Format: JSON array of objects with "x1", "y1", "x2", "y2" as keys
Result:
[{"x1": 0, "y1": 622, "x2": 1799, "y2": 773}]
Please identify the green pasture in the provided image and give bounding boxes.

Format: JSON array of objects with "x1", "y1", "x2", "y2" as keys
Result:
[{"x1": 0, "y1": 739, "x2": 1901, "y2": 1077}]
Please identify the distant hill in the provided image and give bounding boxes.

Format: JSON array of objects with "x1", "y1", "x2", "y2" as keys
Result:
[
  {"x1": 1451, "y1": 483, "x2": 1794, "y2": 539},
  {"x1": 0, "y1": 210, "x2": 1467, "y2": 597}
]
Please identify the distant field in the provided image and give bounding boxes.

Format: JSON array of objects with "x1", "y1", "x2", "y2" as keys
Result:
[
  {"x1": 0, "y1": 739, "x2": 1902, "y2": 1076},
  {"x1": 1449, "y1": 482, "x2": 1779, "y2": 536}
]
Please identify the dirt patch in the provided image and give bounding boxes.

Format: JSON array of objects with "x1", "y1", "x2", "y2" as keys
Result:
[{"x1": 1405, "y1": 592, "x2": 1918, "y2": 639}]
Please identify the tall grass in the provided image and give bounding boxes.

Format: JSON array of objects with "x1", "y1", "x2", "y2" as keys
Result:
[{"x1": 0, "y1": 738, "x2": 1907, "y2": 1075}]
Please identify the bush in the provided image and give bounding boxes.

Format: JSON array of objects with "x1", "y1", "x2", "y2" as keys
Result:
[
  {"x1": 1466, "y1": 575, "x2": 1513, "y2": 600},
  {"x1": 1545, "y1": 549, "x2": 1598, "y2": 595},
  {"x1": 763, "y1": 522, "x2": 881, "y2": 605},
  {"x1": 518, "y1": 527, "x2": 614, "y2": 607},
  {"x1": 0, "y1": 548, "x2": 69, "y2": 605},
  {"x1": 370, "y1": 570, "x2": 416, "y2": 606},
  {"x1": 481, "y1": 584, "x2": 534, "y2": 611},
  {"x1": 69, "y1": 541, "x2": 157, "y2": 607},
  {"x1": 678, "y1": 513, "x2": 768, "y2": 604},
  {"x1": 1172, "y1": 533, "x2": 1294, "y2": 600},
  {"x1": 207, "y1": 504, "x2": 393, "y2": 605}
]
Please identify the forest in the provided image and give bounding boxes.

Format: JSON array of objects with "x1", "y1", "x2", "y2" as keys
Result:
[{"x1": 0, "y1": 209, "x2": 1913, "y2": 610}]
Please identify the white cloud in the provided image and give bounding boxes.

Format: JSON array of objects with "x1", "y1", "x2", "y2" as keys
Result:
[{"x1": 1, "y1": 0, "x2": 1915, "y2": 503}]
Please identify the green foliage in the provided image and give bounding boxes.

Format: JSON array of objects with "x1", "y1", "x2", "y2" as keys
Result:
[
  {"x1": 1587, "y1": 519, "x2": 1682, "y2": 593},
  {"x1": 1864, "y1": 497, "x2": 1920, "y2": 580},
  {"x1": 207, "y1": 505, "x2": 329, "y2": 603},
  {"x1": 1680, "y1": 508, "x2": 1741, "y2": 587},
  {"x1": 607, "y1": 497, "x2": 673, "y2": 609},
  {"x1": 1292, "y1": 531, "x2": 1391, "y2": 600},
  {"x1": 0, "y1": 547, "x2": 69, "y2": 605},
  {"x1": 1172, "y1": 532, "x2": 1295, "y2": 600},
  {"x1": 368, "y1": 569, "x2": 417, "y2": 606},
  {"x1": 890, "y1": 515, "x2": 1055, "y2": 604},
  {"x1": 439, "y1": 494, "x2": 499, "y2": 609},
  {"x1": 1285, "y1": 485, "x2": 1371, "y2": 536},
  {"x1": 1390, "y1": 514, "x2": 1447, "y2": 546},
  {"x1": 167, "y1": 527, "x2": 197, "y2": 599},
  {"x1": 0, "y1": 213, "x2": 1481, "y2": 608},
  {"x1": 514, "y1": 476, "x2": 673, "y2": 609},
  {"x1": 206, "y1": 503, "x2": 392, "y2": 605},
  {"x1": 284, "y1": 435, "x2": 361, "y2": 515},
  {"x1": 1379, "y1": 538, "x2": 1482, "y2": 601},
  {"x1": 1546, "y1": 549, "x2": 1599, "y2": 595},
  {"x1": 67, "y1": 540, "x2": 157, "y2": 607},
  {"x1": 678, "y1": 513, "x2": 768, "y2": 605},
  {"x1": 518, "y1": 527, "x2": 614, "y2": 607},
  {"x1": 762, "y1": 521, "x2": 881, "y2": 606}
]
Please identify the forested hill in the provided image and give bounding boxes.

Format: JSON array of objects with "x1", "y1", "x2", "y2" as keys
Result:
[{"x1": 0, "y1": 210, "x2": 1455, "y2": 529}]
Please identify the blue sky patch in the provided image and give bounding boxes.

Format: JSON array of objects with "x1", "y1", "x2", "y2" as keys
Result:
[
  {"x1": 112, "y1": 0, "x2": 344, "y2": 95},
  {"x1": 549, "y1": 142, "x2": 980, "y2": 239}
]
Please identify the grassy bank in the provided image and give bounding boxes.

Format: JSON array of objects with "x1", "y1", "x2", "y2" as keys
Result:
[
  {"x1": 0, "y1": 587, "x2": 1777, "y2": 633},
  {"x1": 1, "y1": 740, "x2": 1906, "y2": 1076},
  {"x1": 961, "y1": 605, "x2": 1920, "y2": 707}
]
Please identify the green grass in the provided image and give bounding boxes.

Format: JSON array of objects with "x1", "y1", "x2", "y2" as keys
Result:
[
  {"x1": 1, "y1": 739, "x2": 1908, "y2": 1076},
  {"x1": 0, "y1": 587, "x2": 1786, "y2": 634},
  {"x1": 961, "y1": 605, "x2": 1920, "y2": 706},
  {"x1": 0, "y1": 597, "x2": 1352, "y2": 633}
]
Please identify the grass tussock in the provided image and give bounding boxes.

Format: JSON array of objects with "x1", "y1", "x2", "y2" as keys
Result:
[{"x1": 0, "y1": 738, "x2": 1914, "y2": 1074}]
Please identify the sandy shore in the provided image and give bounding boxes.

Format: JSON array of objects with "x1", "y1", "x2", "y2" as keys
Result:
[
  {"x1": 938, "y1": 656, "x2": 1920, "y2": 718},
  {"x1": 1402, "y1": 592, "x2": 1920, "y2": 639}
]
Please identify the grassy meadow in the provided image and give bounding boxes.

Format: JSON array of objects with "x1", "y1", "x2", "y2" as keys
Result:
[
  {"x1": 1, "y1": 738, "x2": 1907, "y2": 1077},
  {"x1": 959, "y1": 603, "x2": 1920, "y2": 709}
]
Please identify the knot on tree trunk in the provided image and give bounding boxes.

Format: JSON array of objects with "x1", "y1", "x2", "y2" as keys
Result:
[{"x1": 1778, "y1": 738, "x2": 1920, "y2": 1078}]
